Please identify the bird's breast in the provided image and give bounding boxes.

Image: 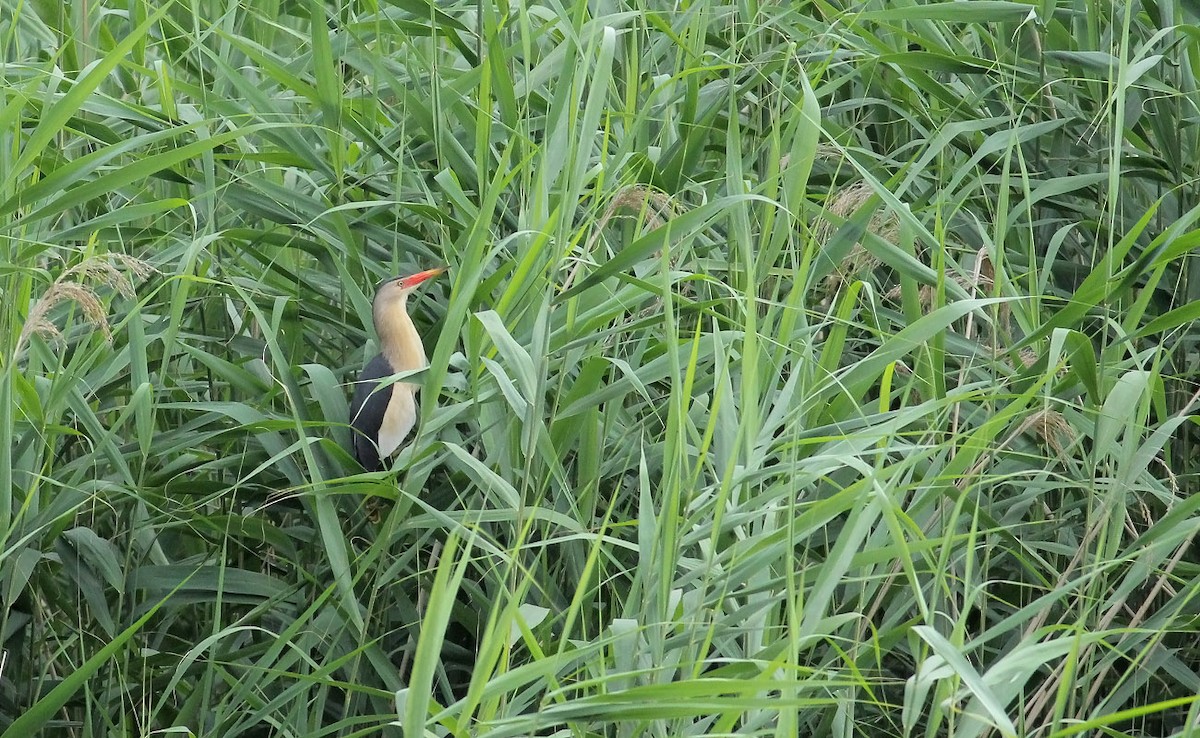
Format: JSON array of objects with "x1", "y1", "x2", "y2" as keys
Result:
[{"x1": 377, "y1": 382, "x2": 418, "y2": 458}]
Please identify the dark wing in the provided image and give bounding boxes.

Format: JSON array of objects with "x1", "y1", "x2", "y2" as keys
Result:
[{"x1": 349, "y1": 353, "x2": 394, "y2": 471}]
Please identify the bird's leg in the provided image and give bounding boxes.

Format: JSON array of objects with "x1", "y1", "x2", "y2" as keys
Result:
[{"x1": 398, "y1": 538, "x2": 443, "y2": 679}]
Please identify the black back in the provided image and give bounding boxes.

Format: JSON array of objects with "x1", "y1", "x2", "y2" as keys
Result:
[{"x1": 349, "y1": 353, "x2": 394, "y2": 471}]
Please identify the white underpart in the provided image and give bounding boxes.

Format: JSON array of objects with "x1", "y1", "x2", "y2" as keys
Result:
[
  {"x1": 373, "y1": 282, "x2": 430, "y2": 462},
  {"x1": 377, "y1": 382, "x2": 418, "y2": 458}
]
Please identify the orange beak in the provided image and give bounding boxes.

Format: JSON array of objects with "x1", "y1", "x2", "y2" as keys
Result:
[{"x1": 397, "y1": 267, "x2": 446, "y2": 290}]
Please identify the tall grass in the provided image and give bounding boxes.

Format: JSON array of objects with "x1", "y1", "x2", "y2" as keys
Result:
[{"x1": 2, "y1": 0, "x2": 1199, "y2": 736}]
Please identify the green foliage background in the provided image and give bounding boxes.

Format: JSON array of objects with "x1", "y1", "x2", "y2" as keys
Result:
[{"x1": 2, "y1": 0, "x2": 1200, "y2": 736}]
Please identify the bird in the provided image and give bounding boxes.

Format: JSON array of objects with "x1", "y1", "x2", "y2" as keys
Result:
[{"x1": 349, "y1": 267, "x2": 445, "y2": 471}]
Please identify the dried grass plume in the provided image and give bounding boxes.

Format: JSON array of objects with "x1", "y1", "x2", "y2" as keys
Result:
[
  {"x1": 816, "y1": 182, "x2": 899, "y2": 294},
  {"x1": 1019, "y1": 408, "x2": 1075, "y2": 456},
  {"x1": 18, "y1": 254, "x2": 157, "y2": 354},
  {"x1": 563, "y1": 185, "x2": 681, "y2": 293}
]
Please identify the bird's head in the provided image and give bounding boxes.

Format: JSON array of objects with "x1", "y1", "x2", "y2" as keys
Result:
[{"x1": 372, "y1": 267, "x2": 445, "y2": 329}]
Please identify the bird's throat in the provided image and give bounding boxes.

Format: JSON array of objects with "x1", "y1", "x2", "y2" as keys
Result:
[{"x1": 376, "y1": 300, "x2": 428, "y2": 374}]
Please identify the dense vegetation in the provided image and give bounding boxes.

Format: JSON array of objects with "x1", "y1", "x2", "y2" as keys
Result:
[{"x1": 3, "y1": 0, "x2": 1200, "y2": 735}]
